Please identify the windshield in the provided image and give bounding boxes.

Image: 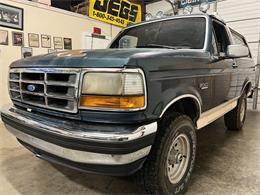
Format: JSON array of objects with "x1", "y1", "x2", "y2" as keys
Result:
[{"x1": 110, "y1": 17, "x2": 206, "y2": 49}]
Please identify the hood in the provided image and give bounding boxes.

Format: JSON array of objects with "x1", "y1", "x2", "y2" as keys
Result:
[
  {"x1": 10, "y1": 48, "x2": 210, "y2": 68},
  {"x1": 10, "y1": 49, "x2": 165, "y2": 68}
]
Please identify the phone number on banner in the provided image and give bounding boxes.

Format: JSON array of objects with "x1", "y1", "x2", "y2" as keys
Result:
[{"x1": 93, "y1": 11, "x2": 125, "y2": 26}]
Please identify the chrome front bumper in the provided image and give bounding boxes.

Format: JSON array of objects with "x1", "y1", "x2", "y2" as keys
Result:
[
  {"x1": 6, "y1": 125, "x2": 152, "y2": 165},
  {"x1": 1, "y1": 106, "x2": 157, "y2": 170}
]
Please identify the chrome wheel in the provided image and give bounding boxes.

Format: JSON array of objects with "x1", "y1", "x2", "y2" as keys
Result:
[
  {"x1": 166, "y1": 134, "x2": 191, "y2": 184},
  {"x1": 240, "y1": 98, "x2": 246, "y2": 122}
]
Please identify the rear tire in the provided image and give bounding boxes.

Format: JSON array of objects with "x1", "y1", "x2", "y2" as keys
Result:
[
  {"x1": 224, "y1": 93, "x2": 247, "y2": 131},
  {"x1": 137, "y1": 113, "x2": 197, "y2": 194}
]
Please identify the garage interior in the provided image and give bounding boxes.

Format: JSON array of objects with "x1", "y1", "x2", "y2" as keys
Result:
[{"x1": 0, "y1": 0, "x2": 260, "y2": 194}]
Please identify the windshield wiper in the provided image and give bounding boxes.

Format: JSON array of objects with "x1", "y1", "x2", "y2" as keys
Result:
[{"x1": 137, "y1": 44, "x2": 178, "y2": 49}]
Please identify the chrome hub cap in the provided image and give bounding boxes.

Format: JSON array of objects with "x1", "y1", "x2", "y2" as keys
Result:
[
  {"x1": 167, "y1": 134, "x2": 190, "y2": 184},
  {"x1": 240, "y1": 98, "x2": 246, "y2": 122}
]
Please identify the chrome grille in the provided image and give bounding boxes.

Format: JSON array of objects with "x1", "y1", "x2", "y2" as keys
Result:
[{"x1": 9, "y1": 68, "x2": 81, "y2": 113}]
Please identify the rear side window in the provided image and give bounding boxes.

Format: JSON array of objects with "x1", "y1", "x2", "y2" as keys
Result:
[
  {"x1": 230, "y1": 30, "x2": 247, "y2": 45},
  {"x1": 230, "y1": 29, "x2": 251, "y2": 58}
]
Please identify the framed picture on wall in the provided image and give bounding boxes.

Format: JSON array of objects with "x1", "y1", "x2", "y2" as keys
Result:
[
  {"x1": 12, "y1": 31, "x2": 23, "y2": 46},
  {"x1": 53, "y1": 37, "x2": 63, "y2": 49},
  {"x1": 21, "y1": 47, "x2": 33, "y2": 58},
  {"x1": 0, "y1": 3, "x2": 23, "y2": 30},
  {"x1": 41, "y1": 34, "x2": 51, "y2": 48},
  {"x1": 28, "y1": 33, "x2": 39, "y2": 47},
  {"x1": 64, "y1": 38, "x2": 72, "y2": 50},
  {"x1": 0, "y1": 29, "x2": 8, "y2": 45}
]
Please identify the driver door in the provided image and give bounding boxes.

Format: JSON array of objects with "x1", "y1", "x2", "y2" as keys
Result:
[{"x1": 211, "y1": 20, "x2": 238, "y2": 107}]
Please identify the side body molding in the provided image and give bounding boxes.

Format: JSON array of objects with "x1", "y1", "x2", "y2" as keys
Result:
[{"x1": 159, "y1": 94, "x2": 240, "y2": 131}]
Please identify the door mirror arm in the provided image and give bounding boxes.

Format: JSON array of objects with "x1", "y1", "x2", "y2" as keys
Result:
[
  {"x1": 219, "y1": 52, "x2": 228, "y2": 59},
  {"x1": 211, "y1": 53, "x2": 233, "y2": 63}
]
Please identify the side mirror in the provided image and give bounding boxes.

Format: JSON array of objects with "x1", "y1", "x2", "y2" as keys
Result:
[{"x1": 227, "y1": 44, "x2": 249, "y2": 58}]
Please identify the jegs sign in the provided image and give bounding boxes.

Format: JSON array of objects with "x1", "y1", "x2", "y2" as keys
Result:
[
  {"x1": 89, "y1": 0, "x2": 142, "y2": 28},
  {"x1": 178, "y1": 0, "x2": 216, "y2": 8}
]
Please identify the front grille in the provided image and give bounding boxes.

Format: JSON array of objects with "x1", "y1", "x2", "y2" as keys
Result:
[{"x1": 9, "y1": 68, "x2": 81, "y2": 113}]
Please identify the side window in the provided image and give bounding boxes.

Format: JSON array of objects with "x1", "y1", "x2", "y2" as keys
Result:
[
  {"x1": 211, "y1": 32, "x2": 218, "y2": 56},
  {"x1": 213, "y1": 21, "x2": 230, "y2": 54},
  {"x1": 231, "y1": 31, "x2": 245, "y2": 45},
  {"x1": 230, "y1": 29, "x2": 251, "y2": 58}
]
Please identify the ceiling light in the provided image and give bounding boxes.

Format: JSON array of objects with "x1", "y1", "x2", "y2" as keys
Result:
[
  {"x1": 156, "y1": 11, "x2": 164, "y2": 18},
  {"x1": 145, "y1": 13, "x2": 153, "y2": 21},
  {"x1": 183, "y1": 5, "x2": 193, "y2": 15},
  {"x1": 199, "y1": 1, "x2": 210, "y2": 13}
]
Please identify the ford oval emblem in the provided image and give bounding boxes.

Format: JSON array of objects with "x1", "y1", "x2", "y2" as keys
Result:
[{"x1": 27, "y1": 84, "x2": 36, "y2": 92}]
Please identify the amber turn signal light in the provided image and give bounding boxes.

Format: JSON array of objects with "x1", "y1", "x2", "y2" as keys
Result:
[{"x1": 80, "y1": 95, "x2": 145, "y2": 109}]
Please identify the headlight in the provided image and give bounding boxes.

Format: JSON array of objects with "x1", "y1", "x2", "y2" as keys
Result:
[{"x1": 80, "y1": 69, "x2": 146, "y2": 111}]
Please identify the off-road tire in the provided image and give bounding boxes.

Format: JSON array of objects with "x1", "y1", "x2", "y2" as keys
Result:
[
  {"x1": 224, "y1": 93, "x2": 247, "y2": 131},
  {"x1": 137, "y1": 113, "x2": 197, "y2": 194}
]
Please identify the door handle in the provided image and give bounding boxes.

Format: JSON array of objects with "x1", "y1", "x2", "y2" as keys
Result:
[{"x1": 232, "y1": 62, "x2": 238, "y2": 68}]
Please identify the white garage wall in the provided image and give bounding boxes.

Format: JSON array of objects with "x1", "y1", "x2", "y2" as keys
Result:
[
  {"x1": 0, "y1": 0, "x2": 122, "y2": 110},
  {"x1": 146, "y1": 1, "x2": 172, "y2": 15}
]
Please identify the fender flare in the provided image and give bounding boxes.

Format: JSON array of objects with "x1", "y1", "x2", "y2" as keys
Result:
[
  {"x1": 159, "y1": 94, "x2": 202, "y2": 119},
  {"x1": 241, "y1": 79, "x2": 252, "y2": 96}
]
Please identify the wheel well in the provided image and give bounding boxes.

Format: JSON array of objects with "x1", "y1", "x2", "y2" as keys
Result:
[
  {"x1": 243, "y1": 82, "x2": 252, "y2": 96},
  {"x1": 162, "y1": 97, "x2": 200, "y2": 122}
]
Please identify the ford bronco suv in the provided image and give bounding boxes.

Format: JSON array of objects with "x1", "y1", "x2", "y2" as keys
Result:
[{"x1": 1, "y1": 14, "x2": 256, "y2": 194}]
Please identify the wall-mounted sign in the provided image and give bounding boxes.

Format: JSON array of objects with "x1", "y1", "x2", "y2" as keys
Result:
[
  {"x1": 179, "y1": 0, "x2": 216, "y2": 8},
  {"x1": 93, "y1": 27, "x2": 101, "y2": 35},
  {"x1": 0, "y1": 29, "x2": 8, "y2": 45},
  {"x1": 21, "y1": 47, "x2": 33, "y2": 58},
  {"x1": 53, "y1": 37, "x2": 63, "y2": 49},
  {"x1": 64, "y1": 38, "x2": 72, "y2": 50},
  {"x1": 89, "y1": 0, "x2": 142, "y2": 28},
  {"x1": 28, "y1": 33, "x2": 39, "y2": 48},
  {"x1": 12, "y1": 31, "x2": 23, "y2": 46},
  {"x1": 41, "y1": 34, "x2": 51, "y2": 48}
]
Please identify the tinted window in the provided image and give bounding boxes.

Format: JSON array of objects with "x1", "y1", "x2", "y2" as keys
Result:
[
  {"x1": 110, "y1": 17, "x2": 206, "y2": 49},
  {"x1": 117, "y1": 22, "x2": 160, "y2": 48},
  {"x1": 211, "y1": 32, "x2": 218, "y2": 56},
  {"x1": 213, "y1": 21, "x2": 230, "y2": 53}
]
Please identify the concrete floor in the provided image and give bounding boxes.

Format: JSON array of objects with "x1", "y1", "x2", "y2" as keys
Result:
[{"x1": 0, "y1": 110, "x2": 260, "y2": 195}]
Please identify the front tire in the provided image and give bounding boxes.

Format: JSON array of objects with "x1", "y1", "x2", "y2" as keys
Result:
[
  {"x1": 224, "y1": 93, "x2": 247, "y2": 131},
  {"x1": 139, "y1": 113, "x2": 197, "y2": 194}
]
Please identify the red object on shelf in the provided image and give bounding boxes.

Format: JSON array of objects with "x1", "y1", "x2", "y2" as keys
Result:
[{"x1": 93, "y1": 27, "x2": 101, "y2": 35}]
